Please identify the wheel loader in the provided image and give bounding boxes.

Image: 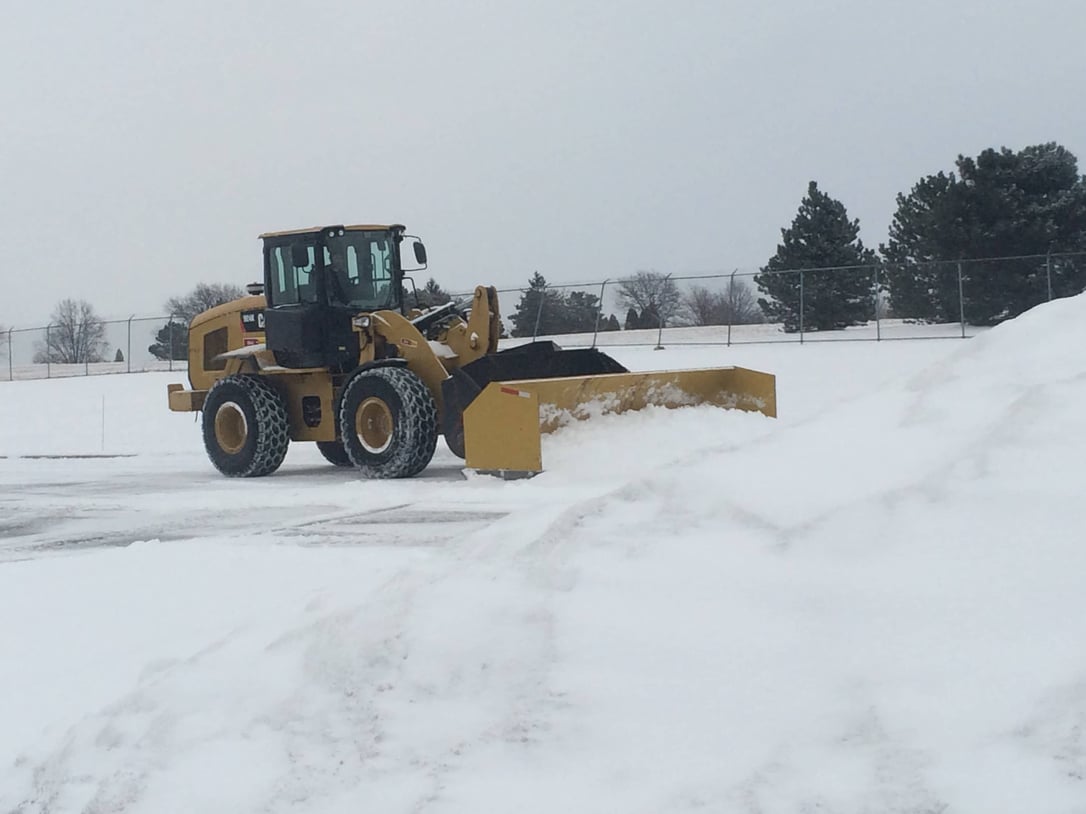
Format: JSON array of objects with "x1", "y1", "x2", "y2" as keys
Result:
[{"x1": 167, "y1": 223, "x2": 776, "y2": 478}]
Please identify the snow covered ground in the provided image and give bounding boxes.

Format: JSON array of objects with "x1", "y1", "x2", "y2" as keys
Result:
[{"x1": 1, "y1": 304, "x2": 1084, "y2": 812}]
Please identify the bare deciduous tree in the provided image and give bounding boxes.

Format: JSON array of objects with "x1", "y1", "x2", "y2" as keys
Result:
[
  {"x1": 33, "y1": 299, "x2": 107, "y2": 364},
  {"x1": 683, "y1": 278, "x2": 762, "y2": 326},
  {"x1": 616, "y1": 271, "x2": 683, "y2": 328},
  {"x1": 166, "y1": 282, "x2": 245, "y2": 324}
]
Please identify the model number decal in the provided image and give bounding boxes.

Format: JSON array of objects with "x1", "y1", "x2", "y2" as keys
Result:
[{"x1": 241, "y1": 309, "x2": 266, "y2": 332}]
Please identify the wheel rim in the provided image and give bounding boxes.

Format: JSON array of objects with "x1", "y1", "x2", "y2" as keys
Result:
[
  {"x1": 214, "y1": 401, "x2": 248, "y2": 454},
  {"x1": 355, "y1": 396, "x2": 393, "y2": 454}
]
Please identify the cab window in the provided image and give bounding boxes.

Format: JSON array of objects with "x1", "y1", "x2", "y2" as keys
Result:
[
  {"x1": 324, "y1": 232, "x2": 396, "y2": 310},
  {"x1": 268, "y1": 243, "x2": 317, "y2": 306}
]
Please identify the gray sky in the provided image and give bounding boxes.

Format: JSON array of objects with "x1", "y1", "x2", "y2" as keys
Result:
[{"x1": 2, "y1": 0, "x2": 1084, "y2": 326}]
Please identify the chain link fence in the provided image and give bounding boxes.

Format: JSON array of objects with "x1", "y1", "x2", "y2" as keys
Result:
[
  {"x1": 2, "y1": 315, "x2": 187, "y2": 382},
  {"x1": 483, "y1": 251, "x2": 1086, "y2": 349},
  {"x1": 3, "y1": 252, "x2": 1084, "y2": 382}
]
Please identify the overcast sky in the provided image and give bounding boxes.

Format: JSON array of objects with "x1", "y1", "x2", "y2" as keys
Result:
[{"x1": 2, "y1": 0, "x2": 1084, "y2": 326}]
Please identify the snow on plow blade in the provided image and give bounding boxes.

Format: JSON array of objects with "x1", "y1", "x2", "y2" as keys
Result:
[{"x1": 462, "y1": 366, "x2": 776, "y2": 478}]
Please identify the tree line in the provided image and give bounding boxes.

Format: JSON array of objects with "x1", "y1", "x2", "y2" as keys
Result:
[
  {"x1": 20, "y1": 277, "x2": 461, "y2": 364},
  {"x1": 505, "y1": 270, "x2": 761, "y2": 337},
  {"x1": 508, "y1": 141, "x2": 1086, "y2": 335},
  {"x1": 755, "y1": 142, "x2": 1086, "y2": 331},
  {"x1": 14, "y1": 141, "x2": 1086, "y2": 362}
]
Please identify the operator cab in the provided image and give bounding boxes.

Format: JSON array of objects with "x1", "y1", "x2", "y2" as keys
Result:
[{"x1": 259, "y1": 224, "x2": 427, "y2": 370}]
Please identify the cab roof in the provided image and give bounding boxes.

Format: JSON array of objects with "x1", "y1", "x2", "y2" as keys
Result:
[{"x1": 258, "y1": 224, "x2": 405, "y2": 239}]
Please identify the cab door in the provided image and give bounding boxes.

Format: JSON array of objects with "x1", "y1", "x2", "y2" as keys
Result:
[{"x1": 263, "y1": 240, "x2": 325, "y2": 368}]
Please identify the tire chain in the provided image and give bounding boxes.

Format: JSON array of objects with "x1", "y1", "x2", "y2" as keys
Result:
[
  {"x1": 205, "y1": 374, "x2": 291, "y2": 477},
  {"x1": 341, "y1": 366, "x2": 438, "y2": 479}
]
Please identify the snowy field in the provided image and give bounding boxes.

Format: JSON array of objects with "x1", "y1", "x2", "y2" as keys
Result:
[{"x1": 1, "y1": 302, "x2": 1084, "y2": 812}]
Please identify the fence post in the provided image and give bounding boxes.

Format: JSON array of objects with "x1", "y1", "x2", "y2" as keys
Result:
[
  {"x1": 654, "y1": 273, "x2": 672, "y2": 350},
  {"x1": 799, "y1": 270, "x2": 805, "y2": 344},
  {"x1": 532, "y1": 285, "x2": 545, "y2": 341},
  {"x1": 874, "y1": 264, "x2": 881, "y2": 342},
  {"x1": 127, "y1": 315, "x2": 134, "y2": 373},
  {"x1": 7, "y1": 327, "x2": 12, "y2": 381},
  {"x1": 957, "y1": 261, "x2": 966, "y2": 339},
  {"x1": 1046, "y1": 252, "x2": 1053, "y2": 302},
  {"x1": 591, "y1": 279, "x2": 609, "y2": 349},
  {"x1": 169, "y1": 314, "x2": 175, "y2": 372},
  {"x1": 46, "y1": 324, "x2": 52, "y2": 379},
  {"x1": 727, "y1": 270, "x2": 737, "y2": 347}
]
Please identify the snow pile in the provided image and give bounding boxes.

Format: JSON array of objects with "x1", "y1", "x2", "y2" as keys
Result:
[{"x1": 2, "y1": 301, "x2": 1085, "y2": 812}]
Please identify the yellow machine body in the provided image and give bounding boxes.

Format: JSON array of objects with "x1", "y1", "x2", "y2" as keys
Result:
[{"x1": 170, "y1": 285, "x2": 502, "y2": 443}]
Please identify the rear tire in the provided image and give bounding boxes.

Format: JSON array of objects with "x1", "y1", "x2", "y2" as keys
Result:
[
  {"x1": 202, "y1": 375, "x2": 290, "y2": 477},
  {"x1": 316, "y1": 440, "x2": 352, "y2": 467},
  {"x1": 339, "y1": 366, "x2": 438, "y2": 478}
]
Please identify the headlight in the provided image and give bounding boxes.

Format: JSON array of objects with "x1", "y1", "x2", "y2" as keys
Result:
[{"x1": 352, "y1": 315, "x2": 372, "y2": 329}]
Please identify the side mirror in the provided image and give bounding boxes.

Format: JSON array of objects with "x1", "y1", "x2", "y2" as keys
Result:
[
  {"x1": 413, "y1": 242, "x2": 428, "y2": 265},
  {"x1": 291, "y1": 243, "x2": 310, "y2": 269}
]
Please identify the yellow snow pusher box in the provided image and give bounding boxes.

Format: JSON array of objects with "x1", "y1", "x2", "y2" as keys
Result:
[{"x1": 461, "y1": 364, "x2": 776, "y2": 478}]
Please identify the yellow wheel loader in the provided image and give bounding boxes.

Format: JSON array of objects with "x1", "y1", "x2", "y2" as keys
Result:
[{"x1": 168, "y1": 224, "x2": 776, "y2": 478}]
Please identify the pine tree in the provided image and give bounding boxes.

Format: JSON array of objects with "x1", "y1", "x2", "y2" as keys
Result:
[
  {"x1": 878, "y1": 173, "x2": 963, "y2": 323},
  {"x1": 415, "y1": 278, "x2": 452, "y2": 308},
  {"x1": 148, "y1": 321, "x2": 189, "y2": 361},
  {"x1": 511, "y1": 273, "x2": 558, "y2": 337},
  {"x1": 151, "y1": 282, "x2": 245, "y2": 361},
  {"x1": 510, "y1": 274, "x2": 602, "y2": 337},
  {"x1": 882, "y1": 143, "x2": 1086, "y2": 325},
  {"x1": 559, "y1": 290, "x2": 603, "y2": 334},
  {"x1": 755, "y1": 181, "x2": 876, "y2": 332}
]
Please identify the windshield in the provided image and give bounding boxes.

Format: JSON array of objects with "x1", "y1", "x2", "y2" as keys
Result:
[{"x1": 323, "y1": 231, "x2": 398, "y2": 311}]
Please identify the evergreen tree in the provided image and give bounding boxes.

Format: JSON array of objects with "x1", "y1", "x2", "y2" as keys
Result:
[
  {"x1": 558, "y1": 290, "x2": 603, "y2": 334},
  {"x1": 755, "y1": 181, "x2": 876, "y2": 332},
  {"x1": 151, "y1": 282, "x2": 245, "y2": 361},
  {"x1": 148, "y1": 321, "x2": 188, "y2": 361},
  {"x1": 878, "y1": 173, "x2": 963, "y2": 323},
  {"x1": 511, "y1": 273, "x2": 559, "y2": 337},
  {"x1": 414, "y1": 278, "x2": 453, "y2": 308},
  {"x1": 114, "y1": 348, "x2": 124, "y2": 363},
  {"x1": 882, "y1": 143, "x2": 1086, "y2": 325},
  {"x1": 509, "y1": 275, "x2": 604, "y2": 337}
]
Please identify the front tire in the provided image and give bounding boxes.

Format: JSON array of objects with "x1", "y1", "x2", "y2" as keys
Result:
[
  {"x1": 339, "y1": 366, "x2": 438, "y2": 478},
  {"x1": 202, "y1": 375, "x2": 290, "y2": 477}
]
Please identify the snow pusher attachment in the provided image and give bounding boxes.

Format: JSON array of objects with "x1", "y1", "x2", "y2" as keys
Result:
[{"x1": 457, "y1": 357, "x2": 777, "y2": 478}]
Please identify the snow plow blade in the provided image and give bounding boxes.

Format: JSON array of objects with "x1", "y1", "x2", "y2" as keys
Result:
[{"x1": 463, "y1": 366, "x2": 776, "y2": 478}]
